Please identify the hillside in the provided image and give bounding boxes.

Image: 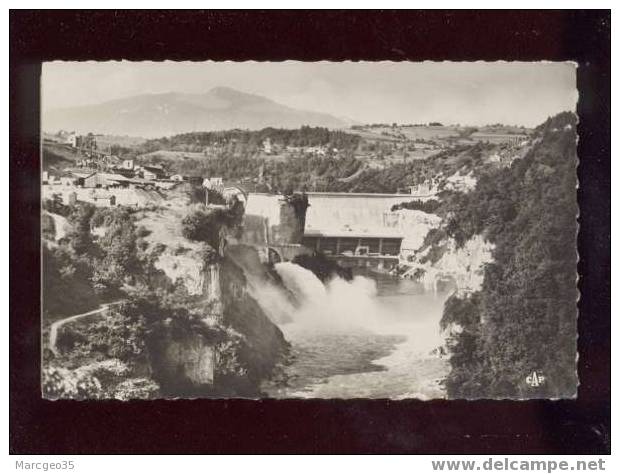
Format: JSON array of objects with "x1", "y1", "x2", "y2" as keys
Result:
[
  {"x1": 115, "y1": 125, "x2": 525, "y2": 194},
  {"x1": 42, "y1": 121, "x2": 533, "y2": 196},
  {"x1": 43, "y1": 87, "x2": 348, "y2": 137},
  {"x1": 438, "y1": 111, "x2": 578, "y2": 399},
  {"x1": 42, "y1": 142, "x2": 80, "y2": 171}
]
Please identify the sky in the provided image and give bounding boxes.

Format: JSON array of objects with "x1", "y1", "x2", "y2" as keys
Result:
[{"x1": 42, "y1": 61, "x2": 577, "y2": 127}]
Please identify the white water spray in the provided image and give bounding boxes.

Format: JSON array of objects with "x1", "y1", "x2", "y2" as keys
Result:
[
  {"x1": 262, "y1": 261, "x2": 450, "y2": 399},
  {"x1": 273, "y1": 262, "x2": 392, "y2": 334}
]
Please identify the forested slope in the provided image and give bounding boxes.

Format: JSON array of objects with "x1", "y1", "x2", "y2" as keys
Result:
[{"x1": 440, "y1": 112, "x2": 578, "y2": 399}]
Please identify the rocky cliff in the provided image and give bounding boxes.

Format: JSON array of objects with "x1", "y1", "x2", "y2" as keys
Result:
[
  {"x1": 389, "y1": 208, "x2": 493, "y2": 294},
  {"x1": 134, "y1": 205, "x2": 290, "y2": 397}
]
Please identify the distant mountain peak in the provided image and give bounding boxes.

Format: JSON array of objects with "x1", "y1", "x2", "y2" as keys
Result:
[
  {"x1": 43, "y1": 88, "x2": 347, "y2": 137},
  {"x1": 205, "y1": 86, "x2": 271, "y2": 105},
  {"x1": 208, "y1": 86, "x2": 244, "y2": 95}
]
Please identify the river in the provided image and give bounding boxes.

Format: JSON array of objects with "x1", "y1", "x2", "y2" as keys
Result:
[{"x1": 262, "y1": 264, "x2": 450, "y2": 399}]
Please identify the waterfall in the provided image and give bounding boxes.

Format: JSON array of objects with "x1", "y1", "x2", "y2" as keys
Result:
[
  {"x1": 243, "y1": 270, "x2": 297, "y2": 325},
  {"x1": 273, "y1": 262, "x2": 386, "y2": 333},
  {"x1": 273, "y1": 262, "x2": 327, "y2": 302},
  {"x1": 224, "y1": 246, "x2": 297, "y2": 325}
]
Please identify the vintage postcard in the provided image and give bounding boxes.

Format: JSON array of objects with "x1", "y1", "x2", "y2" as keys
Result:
[{"x1": 40, "y1": 61, "x2": 578, "y2": 400}]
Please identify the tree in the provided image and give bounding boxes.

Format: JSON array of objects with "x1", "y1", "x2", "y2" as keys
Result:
[
  {"x1": 42, "y1": 213, "x2": 56, "y2": 241},
  {"x1": 181, "y1": 209, "x2": 221, "y2": 248},
  {"x1": 66, "y1": 202, "x2": 96, "y2": 255},
  {"x1": 441, "y1": 112, "x2": 578, "y2": 399},
  {"x1": 91, "y1": 208, "x2": 140, "y2": 292}
]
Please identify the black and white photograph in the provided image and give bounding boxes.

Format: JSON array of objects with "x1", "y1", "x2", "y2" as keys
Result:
[
  {"x1": 9, "y1": 7, "x2": 613, "y2": 459},
  {"x1": 39, "y1": 60, "x2": 580, "y2": 400}
]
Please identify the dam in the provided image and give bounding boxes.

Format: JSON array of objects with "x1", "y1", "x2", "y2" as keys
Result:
[
  {"x1": 244, "y1": 192, "x2": 414, "y2": 269},
  {"x1": 304, "y1": 192, "x2": 412, "y2": 232},
  {"x1": 234, "y1": 192, "x2": 450, "y2": 398}
]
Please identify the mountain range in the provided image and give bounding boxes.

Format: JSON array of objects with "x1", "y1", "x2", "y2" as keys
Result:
[{"x1": 43, "y1": 87, "x2": 350, "y2": 138}]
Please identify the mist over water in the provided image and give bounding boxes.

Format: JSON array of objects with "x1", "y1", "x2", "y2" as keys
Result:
[
  {"x1": 273, "y1": 262, "x2": 388, "y2": 334},
  {"x1": 259, "y1": 262, "x2": 450, "y2": 399}
]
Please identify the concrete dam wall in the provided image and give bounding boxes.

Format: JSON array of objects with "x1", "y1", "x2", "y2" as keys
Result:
[
  {"x1": 304, "y1": 193, "x2": 410, "y2": 233},
  {"x1": 243, "y1": 192, "x2": 429, "y2": 269},
  {"x1": 246, "y1": 192, "x2": 411, "y2": 235},
  {"x1": 243, "y1": 193, "x2": 310, "y2": 262}
]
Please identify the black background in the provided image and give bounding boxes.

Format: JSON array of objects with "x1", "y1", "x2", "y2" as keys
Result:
[{"x1": 9, "y1": 10, "x2": 611, "y2": 454}]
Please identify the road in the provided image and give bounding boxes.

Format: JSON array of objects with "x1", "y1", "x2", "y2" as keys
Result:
[{"x1": 48, "y1": 300, "x2": 124, "y2": 356}]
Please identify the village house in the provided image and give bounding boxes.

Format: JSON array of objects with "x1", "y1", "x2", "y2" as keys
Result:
[
  {"x1": 92, "y1": 190, "x2": 116, "y2": 207},
  {"x1": 63, "y1": 132, "x2": 77, "y2": 147},
  {"x1": 138, "y1": 164, "x2": 167, "y2": 181},
  {"x1": 70, "y1": 170, "x2": 97, "y2": 187},
  {"x1": 83, "y1": 172, "x2": 132, "y2": 189},
  {"x1": 109, "y1": 166, "x2": 136, "y2": 178},
  {"x1": 52, "y1": 130, "x2": 77, "y2": 147},
  {"x1": 43, "y1": 172, "x2": 64, "y2": 185},
  {"x1": 102, "y1": 173, "x2": 133, "y2": 188},
  {"x1": 142, "y1": 169, "x2": 158, "y2": 181},
  {"x1": 59, "y1": 172, "x2": 79, "y2": 186},
  {"x1": 262, "y1": 137, "x2": 273, "y2": 154},
  {"x1": 203, "y1": 177, "x2": 224, "y2": 191}
]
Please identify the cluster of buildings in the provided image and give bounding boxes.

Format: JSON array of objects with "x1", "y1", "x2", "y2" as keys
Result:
[
  {"x1": 42, "y1": 155, "x2": 221, "y2": 208},
  {"x1": 44, "y1": 160, "x2": 173, "y2": 188},
  {"x1": 48, "y1": 130, "x2": 98, "y2": 150}
]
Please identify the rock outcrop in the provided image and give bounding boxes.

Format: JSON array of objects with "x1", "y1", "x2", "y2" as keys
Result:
[
  {"x1": 140, "y1": 206, "x2": 290, "y2": 397},
  {"x1": 390, "y1": 209, "x2": 493, "y2": 294},
  {"x1": 150, "y1": 331, "x2": 217, "y2": 391}
]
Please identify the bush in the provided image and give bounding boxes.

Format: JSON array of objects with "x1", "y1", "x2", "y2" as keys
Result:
[
  {"x1": 91, "y1": 211, "x2": 140, "y2": 291},
  {"x1": 63, "y1": 309, "x2": 148, "y2": 361},
  {"x1": 181, "y1": 210, "x2": 221, "y2": 247},
  {"x1": 42, "y1": 244, "x2": 101, "y2": 320},
  {"x1": 113, "y1": 378, "x2": 160, "y2": 400},
  {"x1": 42, "y1": 213, "x2": 56, "y2": 240},
  {"x1": 136, "y1": 225, "x2": 151, "y2": 238},
  {"x1": 66, "y1": 202, "x2": 97, "y2": 255},
  {"x1": 391, "y1": 199, "x2": 441, "y2": 213},
  {"x1": 42, "y1": 364, "x2": 101, "y2": 400},
  {"x1": 43, "y1": 196, "x2": 71, "y2": 217},
  {"x1": 42, "y1": 359, "x2": 159, "y2": 400},
  {"x1": 181, "y1": 206, "x2": 242, "y2": 250},
  {"x1": 283, "y1": 192, "x2": 309, "y2": 220}
]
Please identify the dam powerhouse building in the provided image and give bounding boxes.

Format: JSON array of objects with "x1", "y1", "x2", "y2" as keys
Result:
[
  {"x1": 300, "y1": 192, "x2": 412, "y2": 270},
  {"x1": 243, "y1": 192, "x2": 408, "y2": 271},
  {"x1": 302, "y1": 229, "x2": 403, "y2": 270}
]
